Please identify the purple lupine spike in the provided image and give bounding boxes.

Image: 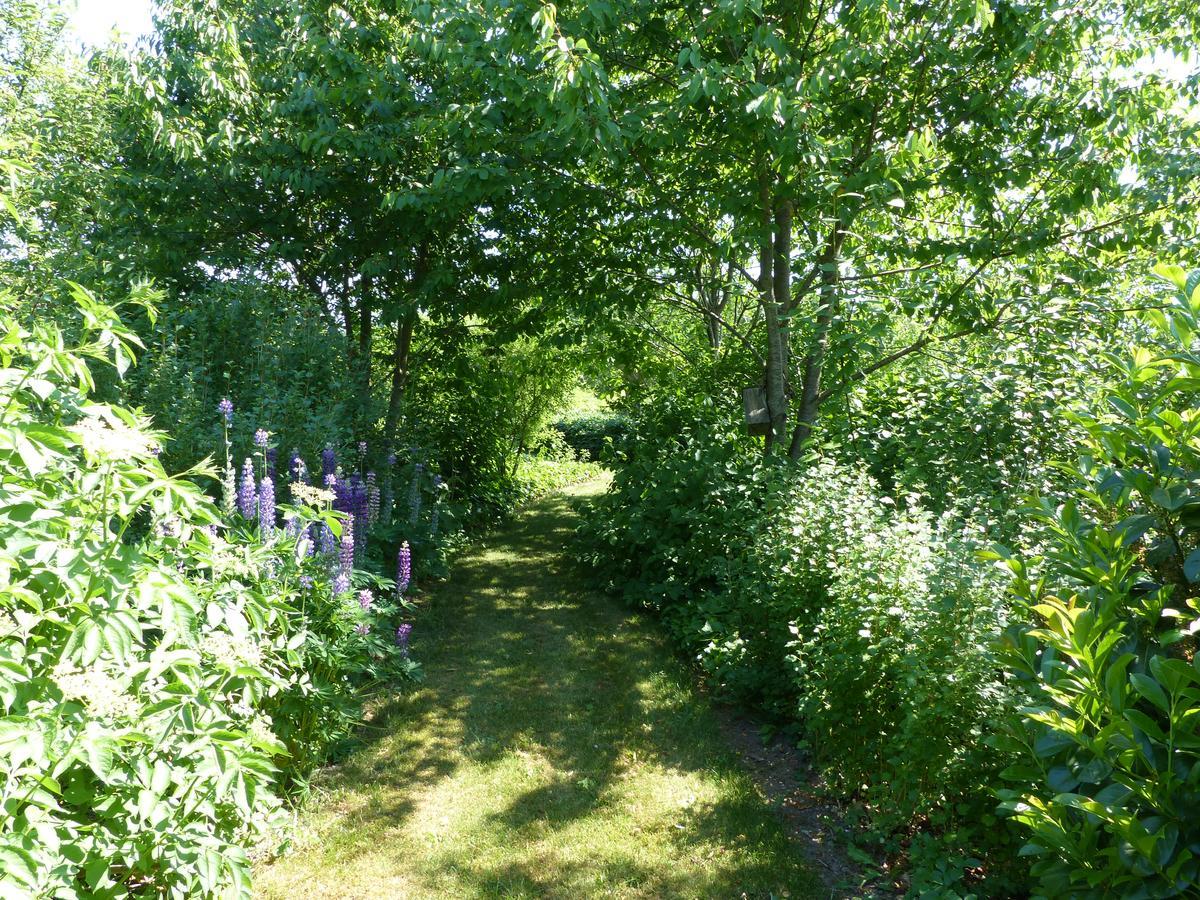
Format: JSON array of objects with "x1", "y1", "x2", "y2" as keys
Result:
[
  {"x1": 258, "y1": 476, "x2": 275, "y2": 536},
  {"x1": 218, "y1": 398, "x2": 233, "y2": 426},
  {"x1": 386, "y1": 452, "x2": 397, "y2": 467},
  {"x1": 396, "y1": 541, "x2": 411, "y2": 596},
  {"x1": 355, "y1": 623, "x2": 371, "y2": 636},
  {"x1": 321, "y1": 445, "x2": 337, "y2": 481},
  {"x1": 358, "y1": 589, "x2": 373, "y2": 611},
  {"x1": 254, "y1": 428, "x2": 269, "y2": 449},
  {"x1": 265, "y1": 447, "x2": 278, "y2": 483},
  {"x1": 324, "y1": 473, "x2": 337, "y2": 489},
  {"x1": 396, "y1": 623, "x2": 412, "y2": 656},
  {"x1": 238, "y1": 458, "x2": 257, "y2": 519},
  {"x1": 333, "y1": 572, "x2": 351, "y2": 596},
  {"x1": 338, "y1": 514, "x2": 355, "y2": 574},
  {"x1": 357, "y1": 440, "x2": 368, "y2": 455},
  {"x1": 298, "y1": 575, "x2": 313, "y2": 591},
  {"x1": 319, "y1": 523, "x2": 336, "y2": 556},
  {"x1": 285, "y1": 514, "x2": 302, "y2": 538}
]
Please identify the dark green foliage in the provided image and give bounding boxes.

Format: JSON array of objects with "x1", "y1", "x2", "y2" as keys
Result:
[
  {"x1": 128, "y1": 279, "x2": 354, "y2": 473},
  {"x1": 552, "y1": 411, "x2": 632, "y2": 462}
]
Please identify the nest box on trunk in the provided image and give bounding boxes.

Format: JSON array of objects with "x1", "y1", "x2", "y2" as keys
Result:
[{"x1": 742, "y1": 387, "x2": 770, "y2": 436}]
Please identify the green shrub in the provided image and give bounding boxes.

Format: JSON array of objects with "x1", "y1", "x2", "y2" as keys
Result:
[
  {"x1": 582, "y1": 405, "x2": 1025, "y2": 893},
  {"x1": 0, "y1": 286, "x2": 417, "y2": 898},
  {"x1": 553, "y1": 411, "x2": 631, "y2": 462},
  {"x1": 994, "y1": 263, "x2": 1200, "y2": 898}
]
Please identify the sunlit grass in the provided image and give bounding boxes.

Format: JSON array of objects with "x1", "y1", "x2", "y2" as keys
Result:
[{"x1": 255, "y1": 478, "x2": 821, "y2": 899}]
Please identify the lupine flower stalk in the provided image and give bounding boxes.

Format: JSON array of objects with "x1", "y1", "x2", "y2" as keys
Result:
[
  {"x1": 338, "y1": 514, "x2": 355, "y2": 575},
  {"x1": 321, "y1": 445, "x2": 337, "y2": 481},
  {"x1": 396, "y1": 623, "x2": 412, "y2": 657},
  {"x1": 238, "y1": 458, "x2": 257, "y2": 520},
  {"x1": 408, "y1": 463, "x2": 424, "y2": 525},
  {"x1": 358, "y1": 589, "x2": 373, "y2": 611},
  {"x1": 396, "y1": 541, "x2": 411, "y2": 597},
  {"x1": 333, "y1": 572, "x2": 350, "y2": 596},
  {"x1": 258, "y1": 476, "x2": 275, "y2": 536},
  {"x1": 366, "y1": 471, "x2": 380, "y2": 526},
  {"x1": 218, "y1": 399, "x2": 236, "y2": 516}
]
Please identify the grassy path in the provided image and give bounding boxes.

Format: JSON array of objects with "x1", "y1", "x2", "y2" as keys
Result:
[{"x1": 256, "y1": 479, "x2": 822, "y2": 899}]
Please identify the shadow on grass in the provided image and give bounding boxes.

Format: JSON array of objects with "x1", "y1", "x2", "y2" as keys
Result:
[{"x1": 265, "y1": 484, "x2": 820, "y2": 898}]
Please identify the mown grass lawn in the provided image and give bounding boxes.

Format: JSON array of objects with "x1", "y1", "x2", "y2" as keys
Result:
[{"x1": 256, "y1": 478, "x2": 822, "y2": 899}]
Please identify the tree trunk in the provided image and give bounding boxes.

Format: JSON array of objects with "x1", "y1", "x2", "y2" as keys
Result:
[
  {"x1": 357, "y1": 276, "x2": 374, "y2": 427},
  {"x1": 789, "y1": 225, "x2": 845, "y2": 458},
  {"x1": 760, "y1": 171, "x2": 788, "y2": 454},
  {"x1": 383, "y1": 314, "x2": 415, "y2": 458}
]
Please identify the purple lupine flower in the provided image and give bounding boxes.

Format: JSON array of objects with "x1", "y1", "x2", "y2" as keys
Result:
[
  {"x1": 298, "y1": 574, "x2": 314, "y2": 591},
  {"x1": 258, "y1": 476, "x2": 275, "y2": 536},
  {"x1": 366, "y1": 472, "x2": 380, "y2": 526},
  {"x1": 238, "y1": 458, "x2": 257, "y2": 519},
  {"x1": 265, "y1": 447, "x2": 278, "y2": 483},
  {"x1": 254, "y1": 428, "x2": 269, "y2": 449},
  {"x1": 332, "y1": 572, "x2": 351, "y2": 596},
  {"x1": 285, "y1": 514, "x2": 302, "y2": 538},
  {"x1": 357, "y1": 440, "x2": 368, "y2": 455},
  {"x1": 321, "y1": 445, "x2": 337, "y2": 480},
  {"x1": 386, "y1": 452, "x2": 397, "y2": 467},
  {"x1": 396, "y1": 541, "x2": 411, "y2": 596},
  {"x1": 355, "y1": 623, "x2": 371, "y2": 636},
  {"x1": 338, "y1": 515, "x2": 355, "y2": 574},
  {"x1": 396, "y1": 623, "x2": 412, "y2": 656},
  {"x1": 218, "y1": 398, "x2": 233, "y2": 426},
  {"x1": 319, "y1": 524, "x2": 337, "y2": 556},
  {"x1": 324, "y1": 473, "x2": 337, "y2": 489},
  {"x1": 358, "y1": 589, "x2": 373, "y2": 611}
]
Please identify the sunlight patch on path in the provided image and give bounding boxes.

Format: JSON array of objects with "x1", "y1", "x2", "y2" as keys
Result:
[{"x1": 255, "y1": 478, "x2": 821, "y2": 899}]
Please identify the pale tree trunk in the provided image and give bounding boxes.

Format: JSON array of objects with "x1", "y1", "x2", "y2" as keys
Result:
[
  {"x1": 760, "y1": 171, "x2": 788, "y2": 454},
  {"x1": 789, "y1": 225, "x2": 846, "y2": 458}
]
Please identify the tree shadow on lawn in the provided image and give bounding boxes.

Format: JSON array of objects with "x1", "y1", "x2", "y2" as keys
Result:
[{"x1": 269, "y1": 486, "x2": 819, "y2": 897}]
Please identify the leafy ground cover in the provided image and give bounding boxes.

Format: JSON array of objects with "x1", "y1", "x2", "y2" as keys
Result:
[{"x1": 255, "y1": 478, "x2": 822, "y2": 899}]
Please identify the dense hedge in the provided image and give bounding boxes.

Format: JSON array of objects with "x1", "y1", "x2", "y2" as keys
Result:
[
  {"x1": 578, "y1": 405, "x2": 1029, "y2": 896},
  {"x1": 551, "y1": 412, "x2": 631, "y2": 462}
]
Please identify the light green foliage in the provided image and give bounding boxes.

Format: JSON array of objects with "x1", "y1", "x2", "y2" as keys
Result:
[
  {"x1": 0, "y1": 288, "x2": 417, "y2": 898},
  {"x1": 994, "y1": 263, "x2": 1200, "y2": 897}
]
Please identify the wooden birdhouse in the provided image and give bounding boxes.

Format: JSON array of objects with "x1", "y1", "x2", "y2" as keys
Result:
[{"x1": 742, "y1": 387, "x2": 770, "y2": 436}]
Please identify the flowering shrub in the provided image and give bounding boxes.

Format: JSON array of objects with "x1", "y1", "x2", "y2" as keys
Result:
[
  {"x1": 0, "y1": 286, "x2": 419, "y2": 898},
  {"x1": 581, "y1": 409, "x2": 1027, "y2": 894}
]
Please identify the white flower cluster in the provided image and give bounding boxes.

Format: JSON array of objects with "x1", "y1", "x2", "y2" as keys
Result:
[
  {"x1": 53, "y1": 663, "x2": 140, "y2": 719},
  {"x1": 200, "y1": 631, "x2": 263, "y2": 668},
  {"x1": 246, "y1": 714, "x2": 276, "y2": 746},
  {"x1": 290, "y1": 483, "x2": 334, "y2": 508},
  {"x1": 75, "y1": 413, "x2": 156, "y2": 460}
]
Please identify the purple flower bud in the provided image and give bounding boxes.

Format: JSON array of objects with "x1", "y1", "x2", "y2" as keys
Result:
[
  {"x1": 386, "y1": 452, "x2": 397, "y2": 466},
  {"x1": 333, "y1": 572, "x2": 351, "y2": 596},
  {"x1": 258, "y1": 476, "x2": 275, "y2": 536},
  {"x1": 238, "y1": 458, "x2": 257, "y2": 520},
  {"x1": 321, "y1": 445, "x2": 337, "y2": 480},
  {"x1": 355, "y1": 623, "x2": 371, "y2": 636},
  {"x1": 254, "y1": 428, "x2": 269, "y2": 449},
  {"x1": 396, "y1": 623, "x2": 412, "y2": 656},
  {"x1": 218, "y1": 398, "x2": 233, "y2": 426},
  {"x1": 298, "y1": 575, "x2": 314, "y2": 591},
  {"x1": 324, "y1": 473, "x2": 337, "y2": 489},
  {"x1": 358, "y1": 440, "x2": 368, "y2": 455},
  {"x1": 358, "y1": 589, "x2": 373, "y2": 610},
  {"x1": 396, "y1": 541, "x2": 411, "y2": 596}
]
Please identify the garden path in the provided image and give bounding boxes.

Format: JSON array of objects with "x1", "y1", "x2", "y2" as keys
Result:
[{"x1": 255, "y1": 478, "x2": 822, "y2": 899}]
